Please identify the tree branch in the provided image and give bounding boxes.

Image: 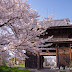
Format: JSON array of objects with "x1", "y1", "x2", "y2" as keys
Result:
[{"x1": 0, "y1": 17, "x2": 20, "y2": 27}]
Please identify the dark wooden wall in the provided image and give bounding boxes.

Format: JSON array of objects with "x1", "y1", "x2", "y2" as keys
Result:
[
  {"x1": 40, "y1": 28, "x2": 72, "y2": 39},
  {"x1": 57, "y1": 47, "x2": 70, "y2": 67},
  {"x1": 25, "y1": 52, "x2": 37, "y2": 68}
]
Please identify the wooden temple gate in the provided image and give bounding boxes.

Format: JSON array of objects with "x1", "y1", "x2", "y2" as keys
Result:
[{"x1": 25, "y1": 19, "x2": 72, "y2": 69}]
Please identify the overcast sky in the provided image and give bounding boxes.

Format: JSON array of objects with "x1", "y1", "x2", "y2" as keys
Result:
[{"x1": 23, "y1": 0, "x2": 72, "y2": 22}]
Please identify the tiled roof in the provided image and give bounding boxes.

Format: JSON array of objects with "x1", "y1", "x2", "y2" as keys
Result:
[
  {"x1": 39, "y1": 18, "x2": 72, "y2": 27},
  {"x1": 48, "y1": 18, "x2": 70, "y2": 27}
]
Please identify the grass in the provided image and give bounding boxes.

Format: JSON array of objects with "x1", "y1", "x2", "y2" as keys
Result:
[
  {"x1": 5, "y1": 62, "x2": 25, "y2": 67},
  {"x1": 5, "y1": 63, "x2": 8, "y2": 66},
  {"x1": 0, "y1": 66, "x2": 31, "y2": 72},
  {"x1": 18, "y1": 64, "x2": 25, "y2": 67},
  {"x1": 59, "y1": 71, "x2": 66, "y2": 72}
]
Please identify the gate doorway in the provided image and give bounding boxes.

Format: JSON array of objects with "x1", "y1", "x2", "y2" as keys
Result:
[
  {"x1": 39, "y1": 49, "x2": 57, "y2": 69},
  {"x1": 43, "y1": 55, "x2": 56, "y2": 68}
]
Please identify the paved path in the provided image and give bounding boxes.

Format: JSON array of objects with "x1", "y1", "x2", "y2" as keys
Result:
[
  {"x1": 29, "y1": 69, "x2": 58, "y2": 72},
  {"x1": 18, "y1": 68, "x2": 58, "y2": 72},
  {"x1": 18, "y1": 67, "x2": 72, "y2": 72}
]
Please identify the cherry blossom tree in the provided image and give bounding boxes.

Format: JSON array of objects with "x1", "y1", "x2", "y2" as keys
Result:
[{"x1": 0, "y1": 0, "x2": 53, "y2": 60}]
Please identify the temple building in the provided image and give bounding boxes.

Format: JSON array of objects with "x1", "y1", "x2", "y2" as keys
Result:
[{"x1": 25, "y1": 18, "x2": 72, "y2": 69}]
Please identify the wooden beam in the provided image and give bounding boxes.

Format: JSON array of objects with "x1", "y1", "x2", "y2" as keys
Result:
[
  {"x1": 40, "y1": 48, "x2": 56, "y2": 50},
  {"x1": 46, "y1": 41, "x2": 72, "y2": 43},
  {"x1": 48, "y1": 25, "x2": 72, "y2": 29},
  {"x1": 40, "y1": 52, "x2": 56, "y2": 55}
]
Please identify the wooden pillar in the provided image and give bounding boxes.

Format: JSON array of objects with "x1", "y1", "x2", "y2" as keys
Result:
[
  {"x1": 40, "y1": 56, "x2": 43, "y2": 68},
  {"x1": 70, "y1": 44, "x2": 71, "y2": 60},
  {"x1": 37, "y1": 52, "x2": 40, "y2": 69},
  {"x1": 56, "y1": 48, "x2": 58, "y2": 67},
  {"x1": 56, "y1": 44, "x2": 59, "y2": 67}
]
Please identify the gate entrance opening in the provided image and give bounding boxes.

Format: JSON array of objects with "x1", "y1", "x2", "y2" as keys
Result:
[
  {"x1": 39, "y1": 49, "x2": 57, "y2": 69},
  {"x1": 43, "y1": 55, "x2": 56, "y2": 68}
]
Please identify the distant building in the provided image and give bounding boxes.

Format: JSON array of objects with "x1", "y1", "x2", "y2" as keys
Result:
[{"x1": 9, "y1": 57, "x2": 25, "y2": 66}]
